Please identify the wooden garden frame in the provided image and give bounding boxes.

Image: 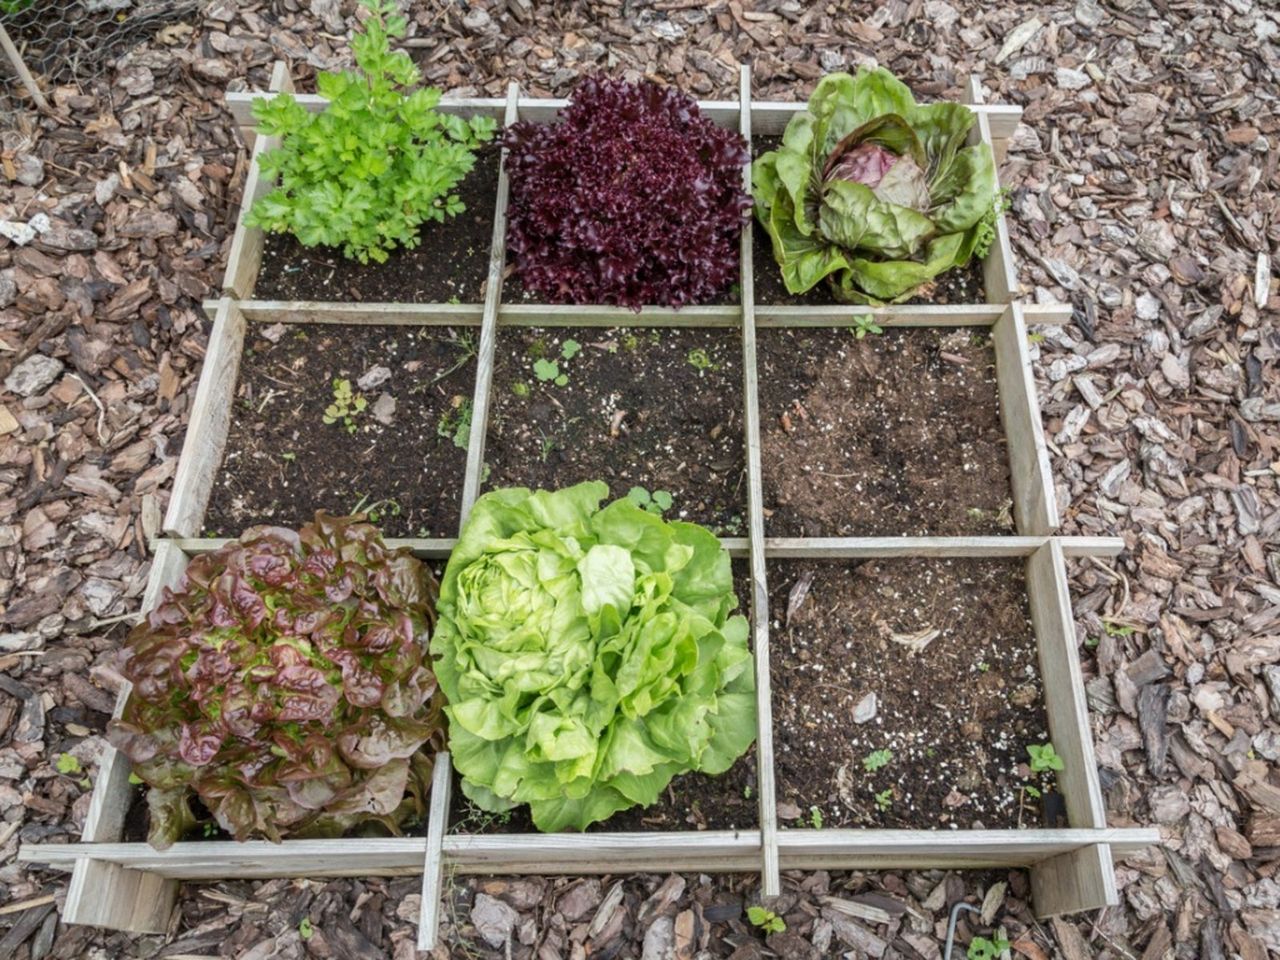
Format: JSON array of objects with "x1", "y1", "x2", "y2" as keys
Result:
[{"x1": 20, "y1": 67, "x2": 1158, "y2": 947}]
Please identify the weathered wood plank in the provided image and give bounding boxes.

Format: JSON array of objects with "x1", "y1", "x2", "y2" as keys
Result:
[
  {"x1": 752, "y1": 99, "x2": 1020, "y2": 143},
  {"x1": 222, "y1": 62, "x2": 293, "y2": 298},
  {"x1": 965, "y1": 77, "x2": 1019, "y2": 304},
  {"x1": 740, "y1": 65, "x2": 780, "y2": 900},
  {"x1": 417, "y1": 753, "x2": 453, "y2": 951},
  {"x1": 162, "y1": 299, "x2": 246, "y2": 537},
  {"x1": 459, "y1": 83, "x2": 519, "y2": 524},
  {"x1": 234, "y1": 301, "x2": 485, "y2": 325},
  {"x1": 993, "y1": 303, "x2": 1060, "y2": 535},
  {"x1": 1030, "y1": 842, "x2": 1118, "y2": 918},
  {"x1": 779, "y1": 830, "x2": 1153, "y2": 868},
  {"x1": 1026, "y1": 540, "x2": 1108, "y2": 829}
]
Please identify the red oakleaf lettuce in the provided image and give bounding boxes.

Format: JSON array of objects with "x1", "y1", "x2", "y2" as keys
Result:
[
  {"x1": 502, "y1": 76, "x2": 751, "y2": 310},
  {"x1": 108, "y1": 513, "x2": 446, "y2": 849}
]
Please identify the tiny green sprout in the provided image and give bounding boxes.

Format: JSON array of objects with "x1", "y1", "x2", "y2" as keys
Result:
[
  {"x1": 298, "y1": 917, "x2": 314, "y2": 941},
  {"x1": 281, "y1": 451, "x2": 296, "y2": 462},
  {"x1": 976, "y1": 661, "x2": 990, "y2": 673},
  {"x1": 56, "y1": 753, "x2": 81, "y2": 775},
  {"x1": 967, "y1": 935, "x2": 1011, "y2": 960},
  {"x1": 1085, "y1": 635, "x2": 1100, "y2": 649},
  {"x1": 967, "y1": 507, "x2": 985, "y2": 520},
  {"x1": 622, "y1": 333, "x2": 640, "y2": 352},
  {"x1": 512, "y1": 381, "x2": 530, "y2": 398},
  {"x1": 539, "y1": 435, "x2": 557, "y2": 463},
  {"x1": 687, "y1": 347, "x2": 717, "y2": 371},
  {"x1": 1028, "y1": 742, "x2": 1064, "y2": 774},
  {"x1": 203, "y1": 821, "x2": 218, "y2": 838},
  {"x1": 743, "y1": 784, "x2": 753, "y2": 800},
  {"x1": 437, "y1": 398, "x2": 473, "y2": 450},
  {"x1": 1027, "y1": 331, "x2": 1046, "y2": 344},
  {"x1": 809, "y1": 806, "x2": 823, "y2": 829},
  {"x1": 128, "y1": 772, "x2": 144, "y2": 786},
  {"x1": 561, "y1": 338, "x2": 581, "y2": 360},
  {"x1": 533, "y1": 358, "x2": 560, "y2": 382},
  {"x1": 627, "y1": 487, "x2": 674, "y2": 516},
  {"x1": 874, "y1": 788, "x2": 893, "y2": 812},
  {"x1": 1025, "y1": 784, "x2": 1042, "y2": 799},
  {"x1": 322, "y1": 378, "x2": 367, "y2": 433},
  {"x1": 863, "y1": 749, "x2": 893, "y2": 773},
  {"x1": 746, "y1": 906, "x2": 786, "y2": 935},
  {"x1": 1103, "y1": 620, "x2": 1136, "y2": 637},
  {"x1": 850, "y1": 314, "x2": 884, "y2": 339},
  {"x1": 447, "y1": 294, "x2": 461, "y2": 305}
]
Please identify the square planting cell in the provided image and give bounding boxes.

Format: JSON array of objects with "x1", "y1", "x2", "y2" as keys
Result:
[
  {"x1": 757, "y1": 327, "x2": 1015, "y2": 537},
  {"x1": 204, "y1": 323, "x2": 476, "y2": 538},
  {"x1": 769, "y1": 557, "x2": 1057, "y2": 831},
  {"x1": 483, "y1": 326, "x2": 747, "y2": 536}
]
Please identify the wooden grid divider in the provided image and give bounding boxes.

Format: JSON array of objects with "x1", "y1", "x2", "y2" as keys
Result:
[
  {"x1": 458, "y1": 81, "x2": 519, "y2": 523},
  {"x1": 18, "y1": 68, "x2": 1160, "y2": 945}
]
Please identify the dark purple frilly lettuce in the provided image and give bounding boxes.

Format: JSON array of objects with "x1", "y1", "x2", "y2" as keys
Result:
[
  {"x1": 502, "y1": 76, "x2": 751, "y2": 310},
  {"x1": 108, "y1": 514, "x2": 445, "y2": 848}
]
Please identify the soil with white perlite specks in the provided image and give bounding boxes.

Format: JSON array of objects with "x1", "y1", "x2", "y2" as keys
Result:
[
  {"x1": 758, "y1": 326, "x2": 1016, "y2": 537},
  {"x1": 484, "y1": 326, "x2": 747, "y2": 535},
  {"x1": 770, "y1": 557, "x2": 1058, "y2": 830}
]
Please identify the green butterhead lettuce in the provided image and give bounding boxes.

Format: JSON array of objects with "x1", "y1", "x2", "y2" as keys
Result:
[
  {"x1": 753, "y1": 66, "x2": 1000, "y2": 304},
  {"x1": 432, "y1": 482, "x2": 756, "y2": 831}
]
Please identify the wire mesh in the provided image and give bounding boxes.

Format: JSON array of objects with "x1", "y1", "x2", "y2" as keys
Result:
[{"x1": 0, "y1": 0, "x2": 195, "y2": 110}]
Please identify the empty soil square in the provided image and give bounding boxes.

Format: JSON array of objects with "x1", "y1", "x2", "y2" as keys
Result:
[
  {"x1": 204, "y1": 324, "x2": 477, "y2": 539},
  {"x1": 253, "y1": 145, "x2": 500, "y2": 303},
  {"x1": 749, "y1": 137, "x2": 984, "y2": 307},
  {"x1": 484, "y1": 326, "x2": 747, "y2": 535},
  {"x1": 769, "y1": 558, "x2": 1056, "y2": 830},
  {"x1": 758, "y1": 326, "x2": 1015, "y2": 537},
  {"x1": 449, "y1": 564, "x2": 760, "y2": 835}
]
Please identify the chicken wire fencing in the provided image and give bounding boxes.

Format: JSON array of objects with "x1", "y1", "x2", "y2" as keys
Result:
[{"x1": 0, "y1": 0, "x2": 195, "y2": 112}]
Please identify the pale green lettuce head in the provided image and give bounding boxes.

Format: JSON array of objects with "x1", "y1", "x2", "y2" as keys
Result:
[
  {"x1": 431, "y1": 481, "x2": 756, "y2": 831},
  {"x1": 752, "y1": 66, "x2": 1000, "y2": 304}
]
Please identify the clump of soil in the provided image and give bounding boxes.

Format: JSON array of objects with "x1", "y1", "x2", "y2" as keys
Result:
[
  {"x1": 758, "y1": 326, "x2": 1015, "y2": 537},
  {"x1": 254, "y1": 146, "x2": 500, "y2": 303},
  {"x1": 449, "y1": 565, "x2": 760, "y2": 835},
  {"x1": 205, "y1": 324, "x2": 476, "y2": 538},
  {"x1": 484, "y1": 327, "x2": 747, "y2": 535},
  {"x1": 750, "y1": 136, "x2": 985, "y2": 307},
  {"x1": 770, "y1": 558, "x2": 1056, "y2": 830}
]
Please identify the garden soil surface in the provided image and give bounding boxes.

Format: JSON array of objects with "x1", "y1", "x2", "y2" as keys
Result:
[
  {"x1": 769, "y1": 557, "x2": 1056, "y2": 831},
  {"x1": 758, "y1": 325, "x2": 1015, "y2": 537},
  {"x1": 253, "y1": 145, "x2": 500, "y2": 303},
  {"x1": 484, "y1": 327, "x2": 747, "y2": 535},
  {"x1": 750, "y1": 136, "x2": 985, "y2": 307},
  {"x1": 204, "y1": 324, "x2": 476, "y2": 538},
  {"x1": 450, "y1": 565, "x2": 760, "y2": 835}
]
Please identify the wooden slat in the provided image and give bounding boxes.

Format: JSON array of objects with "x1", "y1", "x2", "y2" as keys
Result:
[
  {"x1": 63, "y1": 543, "x2": 189, "y2": 933},
  {"x1": 416, "y1": 753, "x2": 453, "y2": 951},
  {"x1": 225, "y1": 91, "x2": 508, "y2": 128},
  {"x1": 22, "y1": 827, "x2": 1157, "y2": 876},
  {"x1": 162, "y1": 299, "x2": 246, "y2": 537},
  {"x1": 1030, "y1": 842, "x2": 1118, "y2": 918},
  {"x1": 234, "y1": 301, "x2": 484, "y2": 325},
  {"x1": 222, "y1": 62, "x2": 292, "y2": 298},
  {"x1": 739, "y1": 65, "x2": 780, "y2": 900},
  {"x1": 1026, "y1": 540, "x2": 1108, "y2": 829},
  {"x1": 965, "y1": 77, "x2": 1019, "y2": 304},
  {"x1": 1022, "y1": 302, "x2": 1074, "y2": 325},
  {"x1": 751, "y1": 98, "x2": 1020, "y2": 142},
  {"x1": 459, "y1": 83, "x2": 519, "y2": 523},
  {"x1": 993, "y1": 303, "x2": 1060, "y2": 535},
  {"x1": 162, "y1": 535, "x2": 1124, "y2": 562},
  {"x1": 499, "y1": 303, "x2": 740, "y2": 327}
]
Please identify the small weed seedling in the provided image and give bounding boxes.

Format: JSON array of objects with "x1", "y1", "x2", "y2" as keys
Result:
[
  {"x1": 687, "y1": 347, "x2": 718, "y2": 372},
  {"x1": 874, "y1": 788, "x2": 893, "y2": 812},
  {"x1": 56, "y1": 754, "x2": 82, "y2": 775},
  {"x1": 1027, "y1": 742, "x2": 1064, "y2": 774},
  {"x1": 1103, "y1": 620, "x2": 1136, "y2": 637},
  {"x1": 863, "y1": 748, "x2": 893, "y2": 773},
  {"x1": 746, "y1": 906, "x2": 786, "y2": 935},
  {"x1": 561, "y1": 338, "x2": 581, "y2": 360},
  {"x1": 298, "y1": 918, "x2": 314, "y2": 941},
  {"x1": 437, "y1": 397, "x2": 473, "y2": 449},
  {"x1": 323, "y1": 378, "x2": 367, "y2": 433},
  {"x1": 850, "y1": 314, "x2": 884, "y2": 339},
  {"x1": 351, "y1": 495, "x2": 401, "y2": 525},
  {"x1": 533, "y1": 358, "x2": 569, "y2": 386},
  {"x1": 967, "y1": 935, "x2": 1010, "y2": 960},
  {"x1": 627, "y1": 486, "x2": 674, "y2": 516},
  {"x1": 809, "y1": 805, "x2": 824, "y2": 829},
  {"x1": 511, "y1": 381, "x2": 530, "y2": 398}
]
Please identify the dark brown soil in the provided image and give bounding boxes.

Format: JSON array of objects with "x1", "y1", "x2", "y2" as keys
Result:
[
  {"x1": 769, "y1": 558, "x2": 1058, "y2": 830},
  {"x1": 750, "y1": 136, "x2": 985, "y2": 306},
  {"x1": 484, "y1": 327, "x2": 747, "y2": 535},
  {"x1": 450, "y1": 565, "x2": 760, "y2": 835},
  {"x1": 758, "y1": 326, "x2": 1015, "y2": 537},
  {"x1": 204, "y1": 324, "x2": 476, "y2": 538},
  {"x1": 254, "y1": 146, "x2": 500, "y2": 303}
]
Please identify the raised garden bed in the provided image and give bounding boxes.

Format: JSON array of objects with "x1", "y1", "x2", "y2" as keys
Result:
[{"x1": 18, "y1": 67, "x2": 1158, "y2": 950}]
